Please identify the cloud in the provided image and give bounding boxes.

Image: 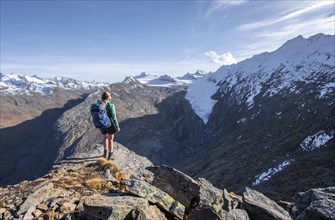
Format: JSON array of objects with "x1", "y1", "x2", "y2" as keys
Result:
[
  {"x1": 237, "y1": 1, "x2": 334, "y2": 31},
  {"x1": 204, "y1": 51, "x2": 237, "y2": 65},
  {"x1": 202, "y1": 0, "x2": 248, "y2": 19},
  {"x1": 233, "y1": 14, "x2": 335, "y2": 61}
]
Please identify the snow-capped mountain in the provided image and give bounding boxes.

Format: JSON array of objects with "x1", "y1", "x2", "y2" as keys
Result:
[
  {"x1": 132, "y1": 70, "x2": 207, "y2": 87},
  {"x1": 186, "y1": 33, "x2": 335, "y2": 123},
  {"x1": 177, "y1": 70, "x2": 207, "y2": 80},
  {"x1": 0, "y1": 73, "x2": 109, "y2": 95},
  {"x1": 185, "y1": 33, "x2": 335, "y2": 197}
]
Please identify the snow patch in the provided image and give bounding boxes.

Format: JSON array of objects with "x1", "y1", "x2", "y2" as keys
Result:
[
  {"x1": 300, "y1": 131, "x2": 334, "y2": 151},
  {"x1": 252, "y1": 160, "x2": 292, "y2": 186},
  {"x1": 185, "y1": 76, "x2": 218, "y2": 124},
  {"x1": 318, "y1": 82, "x2": 335, "y2": 98}
]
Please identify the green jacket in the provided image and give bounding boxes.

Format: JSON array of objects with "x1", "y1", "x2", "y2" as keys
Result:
[{"x1": 98, "y1": 100, "x2": 119, "y2": 129}]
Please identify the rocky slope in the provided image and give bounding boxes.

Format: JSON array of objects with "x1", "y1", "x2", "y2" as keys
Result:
[{"x1": 2, "y1": 142, "x2": 333, "y2": 220}]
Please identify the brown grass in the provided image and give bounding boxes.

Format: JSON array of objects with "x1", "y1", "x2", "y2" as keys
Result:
[
  {"x1": 228, "y1": 192, "x2": 243, "y2": 204},
  {"x1": 84, "y1": 178, "x2": 105, "y2": 190},
  {"x1": 114, "y1": 171, "x2": 123, "y2": 182},
  {"x1": 97, "y1": 157, "x2": 109, "y2": 167},
  {"x1": 105, "y1": 161, "x2": 119, "y2": 172},
  {"x1": 96, "y1": 158, "x2": 120, "y2": 173}
]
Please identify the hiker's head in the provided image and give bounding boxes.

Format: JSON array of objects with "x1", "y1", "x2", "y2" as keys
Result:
[{"x1": 102, "y1": 91, "x2": 111, "y2": 102}]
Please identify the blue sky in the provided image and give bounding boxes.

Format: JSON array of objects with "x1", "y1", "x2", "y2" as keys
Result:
[{"x1": 1, "y1": 0, "x2": 334, "y2": 83}]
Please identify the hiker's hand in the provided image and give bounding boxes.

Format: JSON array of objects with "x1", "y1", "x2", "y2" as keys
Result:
[{"x1": 117, "y1": 128, "x2": 121, "y2": 133}]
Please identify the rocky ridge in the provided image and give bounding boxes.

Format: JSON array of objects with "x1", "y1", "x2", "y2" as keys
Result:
[{"x1": 2, "y1": 142, "x2": 333, "y2": 220}]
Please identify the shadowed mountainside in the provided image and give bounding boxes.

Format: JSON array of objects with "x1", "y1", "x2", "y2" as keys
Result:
[
  {"x1": 51, "y1": 79, "x2": 206, "y2": 166},
  {"x1": 0, "y1": 93, "x2": 89, "y2": 186}
]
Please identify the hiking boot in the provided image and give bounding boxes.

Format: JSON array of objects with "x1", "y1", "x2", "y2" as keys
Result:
[
  {"x1": 103, "y1": 149, "x2": 108, "y2": 159},
  {"x1": 107, "y1": 152, "x2": 114, "y2": 160}
]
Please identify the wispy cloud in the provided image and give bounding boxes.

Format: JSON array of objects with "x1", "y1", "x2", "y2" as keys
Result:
[
  {"x1": 237, "y1": 1, "x2": 334, "y2": 31},
  {"x1": 234, "y1": 14, "x2": 335, "y2": 61},
  {"x1": 201, "y1": 0, "x2": 248, "y2": 19},
  {"x1": 204, "y1": 51, "x2": 237, "y2": 65}
]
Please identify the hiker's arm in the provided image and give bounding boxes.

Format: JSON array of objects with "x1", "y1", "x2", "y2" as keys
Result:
[{"x1": 110, "y1": 104, "x2": 120, "y2": 129}]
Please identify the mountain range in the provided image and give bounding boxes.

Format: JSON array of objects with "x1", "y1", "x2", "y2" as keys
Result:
[{"x1": 0, "y1": 33, "x2": 334, "y2": 219}]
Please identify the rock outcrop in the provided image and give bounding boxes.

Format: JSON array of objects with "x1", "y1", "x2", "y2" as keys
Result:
[
  {"x1": 290, "y1": 187, "x2": 335, "y2": 220},
  {"x1": 243, "y1": 187, "x2": 292, "y2": 220},
  {"x1": 1, "y1": 142, "x2": 334, "y2": 219}
]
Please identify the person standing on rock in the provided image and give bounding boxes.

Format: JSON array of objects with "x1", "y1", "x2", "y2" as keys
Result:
[{"x1": 100, "y1": 91, "x2": 120, "y2": 160}]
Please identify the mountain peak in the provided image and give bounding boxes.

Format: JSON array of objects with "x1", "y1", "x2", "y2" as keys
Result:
[
  {"x1": 187, "y1": 33, "x2": 335, "y2": 123},
  {"x1": 0, "y1": 73, "x2": 110, "y2": 95}
]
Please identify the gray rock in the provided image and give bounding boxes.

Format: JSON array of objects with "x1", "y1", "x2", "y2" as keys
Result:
[
  {"x1": 59, "y1": 202, "x2": 77, "y2": 214},
  {"x1": 220, "y1": 209, "x2": 250, "y2": 220},
  {"x1": 243, "y1": 187, "x2": 292, "y2": 220},
  {"x1": 223, "y1": 188, "x2": 239, "y2": 211},
  {"x1": 291, "y1": 187, "x2": 335, "y2": 220},
  {"x1": 187, "y1": 208, "x2": 222, "y2": 220},
  {"x1": 125, "y1": 175, "x2": 185, "y2": 219},
  {"x1": 147, "y1": 165, "x2": 229, "y2": 218},
  {"x1": 23, "y1": 206, "x2": 36, "y2": 220},
  {"x1": 197, "y1": 178, "x2": 224, "y2": 213},
  {"x1": 79, "y1": 194, "x2": 167, "y2": 220},
  {"x1": 147, "y1": 165, "x2": 200, "y2": 210},
  {"x1": 17, "y1": 182, "x2": 54, "y2": 215}
]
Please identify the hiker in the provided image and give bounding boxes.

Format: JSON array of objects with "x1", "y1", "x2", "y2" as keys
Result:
[{"x1": 100, "y1": 91, "x2": 120, "y2": 160}]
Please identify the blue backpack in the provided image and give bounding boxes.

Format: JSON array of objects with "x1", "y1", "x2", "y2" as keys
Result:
[{"x1": 90, "y1": 101, "x2": 112, "y2": 128}]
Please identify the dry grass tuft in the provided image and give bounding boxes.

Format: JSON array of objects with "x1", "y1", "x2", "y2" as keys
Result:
[
  {"x1": 114, "y1": 171, "x2": 123, "y2": 182},
  {"x1": 105, "y1": 161, "x2": 119, "y2": 172},
  {"x1": 97, "y1": 158, "x2": 119, "y2": 173},
  {"x1": 114, "y1": 170, "x2": 130, "y2": 182},
  {"x1": 228, "y1": 192, "x2": 243, "y2": 203},
  {"x1": 96, "y1": 157, "x2": 109, "y2": 167},
  {"x1": 84, "y1": 178, "x2": 105, "y2": 190}
]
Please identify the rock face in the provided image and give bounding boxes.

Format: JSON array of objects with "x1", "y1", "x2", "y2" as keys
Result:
[
  {"x1": 243, "y1": 187, "x2": 292, "y2": 220},
  {"x1": 125, "y1": 175, "x2": 185, "y2": 219},
  {"x1": 290, "y1": 187, "x2": 335, "y2": 220}
]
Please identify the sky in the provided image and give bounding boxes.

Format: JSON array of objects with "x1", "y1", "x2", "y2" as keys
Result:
[{"x1": 1, "y1": 0, "x2": 334, "y2": 83}]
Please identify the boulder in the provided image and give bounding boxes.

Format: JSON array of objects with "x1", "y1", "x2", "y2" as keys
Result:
[
  {"x1": 125, "y1": 175, "x2": 185, "y2": 219},
  {"x1": 197, "y1": 178, "x2": 224, "y2": 213},
  {"x1": 243, "y1": 187, "x2": 292, "y2": 220},
  {"x1": 290, "y1": 187, "x2": 335, "y2": 220},
  {"x1": 147, "y1": 165, "x2": 200, "y2": 210},
  {"x1": 79, "y1": 194, "x2": 167, "y2": 220},
  {"x1": 147, "y1": 166, "x2": 227, "y2": 217}
]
